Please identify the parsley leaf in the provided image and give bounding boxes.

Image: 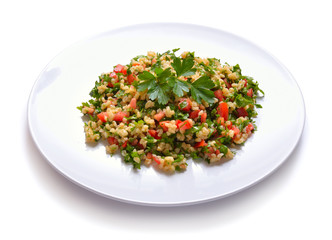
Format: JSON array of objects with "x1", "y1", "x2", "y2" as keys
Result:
[
  {"x1": 172, "y1": 57, "x2": 196, "y2": 76},
  {"x1": 190, "y1": 76, "x2": 215, "y2": 104},
  {"x1": 168, "y1": 77, "x2": 190, "y2": 97},
  {"x1": 234, "y1": 94, "x2": 254, "y2": 107},
  {"x1": 137, "y1": 71, "x2": 156, "y2": 92},
  {"x1": 156, "y1": 67, "x2": 172, "y2": 82},
  {"x1": 148, "y1": 82, "x2": 170, "y2": 105},
  {"x1": 137, "y1": 69, "x2": 172, "y2": 105}
]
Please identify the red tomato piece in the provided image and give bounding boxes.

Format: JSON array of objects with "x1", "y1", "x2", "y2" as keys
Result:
[
  {"x1": 127, "y1": 74, "x2": 136, "y2": 84},
  {"x1": 247, "y1": 88, "x2": 253, "y2": 97},
  {"x1": 189, "y1": 110, "x2": 200, "y2": 119},
  {"x1": 87, "y1": 108, "x2": 94, "y2": 115},
  {"x1": 237, "y1": 107, "x2": 248, "y2": 117},
  {"x1": 243, "y1": 79, "x2": 248, "y2": 87},
  {"x1": 152, "y1": 155, "x2": 161, "y2": 164},
  {"x1": 109, "y1": 72, "x2": 117, "y2": 79},
  {"x1": 107, "y1": 72, "x2": 118, "y2": 87},
  {"x1": 113, "y1": 111, "x2": 127, "y2": 122},
  {"x1": 178, "y1": 98, "x2": 192, "y2": 112},
  {"x1": 175, "y1": 120, "x2": 182, "y2": 129},
  {"x1": 194, "y1": 140, "x2": 207, "y2": 148},
  {"x1": 148, "y1": 129, "x2": 161, "y2": 139},
  {"x1": 224, "y1": 79, "x2": 232, "y2": 88},
  {"x1": 214, "y1": 89, "x2": 224, "y2": 101},
  {"x1": 132, "y1": 62, "x2": 140, "y2": 66},
  {"x1": 201, "y1": 112, "x2": 207, "y2": 123},
  {"x1": 129, "y1": 98, "x2": 136, "y2": 109},
  {"x1": 178, "y1": 119, "x2": 192, "y2": 131},
  {"x1": 137, "y1": 142, "x2": 144, "y2": 149},
  {"x1": 246, "y1": 123, "x2": 254, "y2": 134},
  {"x1": 122, "y1": 140, "x2": 128, "y2": 148},
  {"x1": 114, "y1": 64, "x2": 127, "y2": 75},
  {"x1": 231, "y1": 126, "x2": 240, "y2": 136},
  {"x1": 215, "y1": 149, "x2": 220, "y2": 155},
  {"x1": 97, "y1": 112, "x2": 108, "y2": 123},
  {"x1": 131, "y1": 139, "x2": 138, "y2": 146},
  {"x1": 146, "y1": 152, "x2": 153, "y2": 159},
  {"x1": 217, "y1": 102, "x2": 229, "y2": 121},
  {"x1": 159, "y1": 121, "x2": 170, "y2": 132},
  {"x1": 154, "y1": 111, "x2": 165, "y2": 121},
  {"x1": 107, "y1": 137, "x2": 118, "y2": 145},
  {"x1": 217, "y1": 117, "x2": 224, "y2": 125}
]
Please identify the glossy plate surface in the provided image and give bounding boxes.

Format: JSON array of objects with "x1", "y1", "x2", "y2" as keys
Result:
[{"x1": 28, "y1": 23, "x2": 305, "y2": 206}]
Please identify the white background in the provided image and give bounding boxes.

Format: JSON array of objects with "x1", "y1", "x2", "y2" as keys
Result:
[{"x1": 1, "y1": 0, "x2": 331, "y2": 239}]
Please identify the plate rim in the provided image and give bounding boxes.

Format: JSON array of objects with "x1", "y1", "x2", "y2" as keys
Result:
[{"x1": 27, "y1": 22, "x2": 306, "y2": 207}]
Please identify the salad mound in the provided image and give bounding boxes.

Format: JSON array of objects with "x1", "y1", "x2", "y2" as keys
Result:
[{"x1": 77, "y1": 49, "x2": 264, "y2": 172}]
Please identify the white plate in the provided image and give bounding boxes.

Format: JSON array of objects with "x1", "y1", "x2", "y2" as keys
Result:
[{"x1": 28, "y1": 23, "x2": 305, "y2": 206}]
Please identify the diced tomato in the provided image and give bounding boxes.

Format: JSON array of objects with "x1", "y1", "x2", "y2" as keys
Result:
[
  {"x1": 246, "y1": 123, "x2": 254, "y2": 134},
  {"x1": 159, "y1": 121, "x2": 170, "y2": 132},
  {"x1": 178, "y1": 98, "x2": 192, "y2": 112},
  {"x1": 215, "y1": 149, "x2": 220, "y2": 155},
  {"x1": 175, "y1": 120, "x2": 182, "y2": 128},
  {"x1": 201, "y1": 112, "x2": 207, "y2": 123},
  {"x1": 137, "y1": 142, "x2": 144, "y2": 149},
  {"x1": 207, "y1": 147, "x2": 214, "y2": 153},
  {"x1": 189, "y1": 110, "x2": 200, "y2": 119},
  {"x1": 107, "y1": 137, "x2": 118, "y2": 145},
  {"x1": 178, "y1": 119, "x2": 192, "y2": 131},
  {"x1": 87, "y1": 108, "x2": 94, "y2": 115},
  {"x1": 109, "y1": 72, "x2": 117, "y2": 79},
  {"x1": 132, "y1": 62, "x2": 140, "y2": 66},
  {"x1": 129, "y1": 98, "x2": 136, "y2": 109},
  {"x1": 214, "y1": 89, "x2": 224, "y2": 101},
  {"x1": 148, "y1": 129, "x2": 161, "y2": 139},
  {"x1": 114, "y1": 64, "x2": 127, "y2": 75},
  {"x1": 113, "y1": 111, "x2": 127, "y2": 122},
  {"x1": 226, "y1": 121, "x2": 232, "y2": 129},
  {"x1": 224, "y1": 79, "x2": 232, "y2": 88},
  {"x1": 151, "y1": 58, "x2": 157, "y2": 64},
  {"x1": 247, "y1": 88, "x2": 253, "y2": 97},
  {"x1": 146, "y1": 152, "x2": 153, "y2": 159},
  {"x1": 122, "y1": 140, "x2": 128, "y2": 148},
  {"x1": 152, "y1": 155, "x2": 161, "y2": 164},
  {"x1": 127, "y1": 74, "x2": 136, "y2": 84},
  {"x1": 217, "y1": 102, "x2": 229, "y2": 121},
  {"x1": 107, "y1": 72, "x2": 118, "y2": 87},
  {"x1": 194, "y1": 140, "x2": 207, "y2": 148},
  {"x1": 97, "y1": 112, "x2": 108, "y2": 123},
  {"x1": 131, "y1": 139, "x2": 138, "y2": 146},
  {"x1": 243, "y1": 79, "x2": 248, "y2": 87},
  {"x1": 154, "y1": 111, "x2": 165, "y2": 121},
  {"x1": 237, "y1": 107, "x2": 248, "y2": 117},
  {"x1": 217, "y1": 117, "x2": 224, "y2": 125},
  {"x1": 231, "y1": 126, "x2": 240, "y2": 136}
]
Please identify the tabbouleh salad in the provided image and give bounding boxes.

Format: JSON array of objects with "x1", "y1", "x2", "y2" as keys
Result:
[{"x1": 77, "y1": 49, "x2": 264, "y2": 172}]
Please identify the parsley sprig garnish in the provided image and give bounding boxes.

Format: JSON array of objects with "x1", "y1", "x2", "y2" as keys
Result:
[{"x1": 137, "y1": 55, "x2": 215, "y2": 105}]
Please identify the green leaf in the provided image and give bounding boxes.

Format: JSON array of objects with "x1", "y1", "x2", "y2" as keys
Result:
[
  {"x1": 234, "y1": 94, "x2": 254, "y2": 107},
  {"x1": 138, "y1": 71, "x2": 155, "y2": 81},
  {"x1": 190, "y1": 76, "x2": 215, "y2": 104},
  {"x1": 148, "y1": 83, "x2": 170, "y2": 105},
  {"x1": 157, "y1": 68, "x2": 172, "y2": 82},
  {"x1": 168, "y1": 77, "x2": 190, "y2": 97},
  {"x1": 171, "y1": 57, "x2": 196, "y2": 76},
  {"x1": 154, "y1": 67, "x2": 163, "y2": 76},
  {"x1": 192, "y1": 75, "x2": 215, "y2": 89},
  {"x1": 137, "y1": 71, "x2": 157, "y2": 92}
]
